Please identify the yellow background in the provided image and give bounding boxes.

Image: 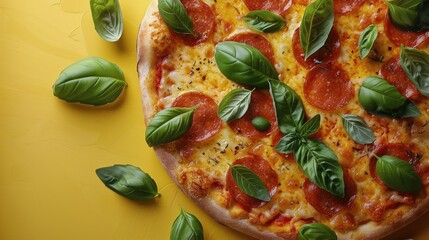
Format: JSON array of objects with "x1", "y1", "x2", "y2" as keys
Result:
[{"x1": 0, "y1": 0, "x2": 428, "y2": 239}]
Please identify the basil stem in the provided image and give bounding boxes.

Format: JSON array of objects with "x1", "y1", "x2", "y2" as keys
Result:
[
  {"x1": 170, "y1": 209, "x2": 204, "y2": 240},
  {"x1": 375, "y1": 155, "x2": 423, "y2": 194},
  {"x1": 96, "y1": 165, "x2": 159, "y2": 201},
  {"x1": 300, "y1": 0, "x2": 334, "y2": 60},
  {"x1": 244, "y1": 10, "x2": 286, "y2": 33},
  {"x1": 230, "y1": 164, "x2": 271, "y2": 201},
  {"x1": 145, "y1": 106, "x2": 197, "y2": 147},
  {"x1": 400, "y1": 45, "x2": 429, "y2": 96},
  {"x1": 341, "y1": 114, "x2": 375, "y2": 145},
  {"x1": 387, "y1": 0, "x2": 422, "y2": 30},
  {"x1": 53, "y1": 57, "x2": 127, "y2": 106},
  {"x1": 298, "y1": 223, "x2": 338, "y2": 240},
  {"x1": 90, "y1": 0, "x2": 123, "y2": 42},
  {"x1": 217, "y1": 88, "x2": 253, "y2": 122},
  {"x1": 215, "y1": 41, "x2": 279, "y2": 88},
  {"x1": 359, "y1": 24, "x2": 378, "y2": 59},
  {"x1": 158, "y1": 0, "x2": 196, "y2": 37}
]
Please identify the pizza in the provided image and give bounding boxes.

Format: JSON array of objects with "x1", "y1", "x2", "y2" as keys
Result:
[{"x1": 137, "y1": 0, "x2": 429, "y2": 239}]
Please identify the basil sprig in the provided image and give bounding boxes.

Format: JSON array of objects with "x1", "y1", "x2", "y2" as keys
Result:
[
  {"x1": 358, "y1": 76, "x2": 421, "y2": 118},
  {"x1": 158, "y1": 0, "x2": 196, "y2": 37},
  {"x1": 300, "y1": 0, "x2": 334, "y2": 60},
  {"x1": 170, "y1": 209, "x2": 204, "y2": 240},
  {"x1": 230, "y1": 164, "x2": 271, "y2": 201},
  {"x1": 244, "y1": 10, "x2": 286, "y2": 33},
  {"x1": 400, "y1": 45, "x2": 429, "y2": 96},
  {"x1": 358, "y1": 24, "x2": 378, "y2": 59},
  {"x1": 90, "y1": 0, "x2": 123, "y2": 42},
  {"x1": 375, "y1": 155, "x2": 423, "y2": 194},
  {"x1": 145, "y1": 106, "x2": 197, "y2": 147},
  {"x1": 217, "y1": 88, "x2": 253, "y2": 122},
  {"x1": 387, "y1": 0, "x2": 424, "y2": 30},
  {"x1": 53, "y1": 57, "x2": 127, "y2": 106},
  {"x1": 96, "y1": 165, "x2": 159, "y2": 201},
  {"x1": 298, "y1": 223, "x2": 337, "y2": 240},
  {"x1": 215, "y1": 42, "x2": 279, "y2": 88},
  {"x1": 341, "y1": 114, "x2": 375, "y2": 144}
]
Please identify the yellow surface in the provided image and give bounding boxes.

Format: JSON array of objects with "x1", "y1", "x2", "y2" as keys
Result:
[{"x1": 0, "y1": 1, "x2": 428, "y2": 239}]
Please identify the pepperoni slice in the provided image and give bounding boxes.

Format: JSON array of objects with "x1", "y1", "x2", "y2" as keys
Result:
[
  {"x1": 384, "y1": 14, "x2": 429, "y2": 48},
  {"x1": 226, "y1": 156, "x2": 278, "y2": 210},
  {"x1": 171, "y1": 92, "x2": 222, "y2": 142},
  {"x1": 303, "y1": 169, "x2": 357, "y2": 216},
  {"x1": 228, "y1": 33, "x2": 276, "y2": 65},
  {"x1": 228, "y1": 90, "x2": 277, "y2": 139},
  {"x1": 292, "y1": 28, "x2": 341, "y2": 69},
  {"x1": 171, "y1": 0, "x2": 215, "y2": 46},
  {"x1": 243, "y1": 0, "x2": 292, "y2": 15},
  {"x1": 333, "y1": 0, "x2": 365, "y2": 14},
  {"x1": 304, "y1": 64, "x2": 354, "y2": 111},
  {"x1": 380, "y1": 56, "x2": 422, "y2": 101}
]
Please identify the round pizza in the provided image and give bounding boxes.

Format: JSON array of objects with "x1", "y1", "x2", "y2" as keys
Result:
[{"x1": 137, "y1": 0, "x2": 429, "y2": 239}]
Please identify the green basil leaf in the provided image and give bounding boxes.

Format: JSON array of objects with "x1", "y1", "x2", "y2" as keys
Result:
[
  {"x1": 251, "y1": 116, "x2": 271, "y2": 131},
  {"x1": 230, "y1": 164, "x2": 271, "y2": 201},
  {"x1": 387, "y1": 0, "x2": 422, "y2": 29},
  {"x1": 145, "y1": 106, "x2": 197, "y2": 147},
  {"x1": 300, "y1": 0, "x2": 334, "y2": 60},
  {"x1": 375, "y1": 155, "x2": 423, "y2": 194},
  {"x1": 418, "y1": 1, "x2": 429, "y2": 30},
  {"x1": 341, "y1": 114, "x2": 375, "y2": 144},
  {"x1": 299, "y1": 114, "x2": 321, "y2": 138},
  {"x1": 275, "y1": 132, "x2": 302, "y2": 154},
  {"x1": 217, "y1": 88, "x2": 253, "y2": 122},
  {"x1": 96, "y1": 165, "x2": 159, "y2": 201},
  {"x1": 298, "y1": 223, "x2": 337, "y2": 240},
  {"x1": 400, "y1": 45, "x2": 429, "y2": 96},
  {"x1": 158, "y1": 0, "x2": 195, "y2": 36},
  {"x1": 295, "y1": 139, "x2": 345, "y2": 198},
  {"x1": 90, "y1": 0, "x2": 123, "y2": 42},
  {"x1": 53, "y1": 57, "x2": 127, "y2": 106},
  {"x1": 215, "y1": 41, "x2": 279, "y2": 88},
  {"x1": 398, "y1": 100, "x2": 422, "y2": 118},
  {"x1": 268, "y1": 80, "x2": 305, "y2": 134},
  {"x1": 244, "y1": 10, "x2": 286, "y2": 33},
  {"x1": 358, "y1": 24, "x2": 378, "y2": 59},
  {"x1": 170, "y1": 209, "x2": 204, "y2": 240}
]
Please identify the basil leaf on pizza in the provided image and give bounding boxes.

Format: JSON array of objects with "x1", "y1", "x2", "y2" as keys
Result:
[
  {"x1": 244, "y1": 10, "x2": 286, "y2": 33},
  {"x1": 400, "y1": 45, "x2": 429, "y2": 96},
  {"x1": 170, "y1": 209, "x2": 204, "y2": 240},
  {"x1": 215, "y1": 42, "x2": 279, "y2": 88},
  {"x1": 375, "y1": 155, "x2": 423, "y2": 194},
  {"x1": 341, "y1": 114, "x2": 375, "y2": 144},
  {"x1": 275, "y1": 132, "x2": 302, "y2": 154},
  {"x1": 386, "y1": 0, "x2": 422, "y2": 30},
  {"x1": 230, "y1": 164, "x2": 271, "y2": 201},
  {"x1": 298, "y1": 223, "x2": 337, "y2": 240},
  {"x1": 251, "y1": 116, "x2": 271, "y2": 131},
  {"x1": 300, "y1": 0, "x2": 334, "y2": 60},
  {"x1": 359, "y1": 24, "x2": 378, "y2": 59},
  {"x1": 90, "y1": 0, "x2": 123, "y2": 42},
  {"x1": 158, "y1": 0, "x2": 195, "y2": 36},
  {"x1": 96, "y1": 165, "x2": 159, "y2": 201},
  {"x1": 299, "y1": 114, "x2": 321, "y2": 138},
  {"x1": 218, "y1": 88, "x2": 253, "y2": 122},
  {"x1": 145, "y1": 106, "x2": 197, "y2": 147}
]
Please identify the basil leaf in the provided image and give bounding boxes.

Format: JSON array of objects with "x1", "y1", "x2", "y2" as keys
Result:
[
  {"x1": 275, "y1": 132, "x2": 302, "y2": 154},
  {"x1": 251, "y1": 116, "x2": 271, "y2": 131},
  {"x1": 295, "y1": 139, "x2": 345, "y2": 198},
  {"x1": 244, "y1": 10, "x2": 286, "y2": 33},
  {"x1": 375, "y1": 155, "x2": 423, "y2": 194},
  {"x1": 299, "y1": 114, "x2": 321, "y2": 138},
  {"x1": 170, "y1": 209, "x2": 204, "y2": 240},
  {"x1": 418, "y1": 1, "x2": 429, "y2": 30},
  {"x1": 300, "y1": 0, "x2": 334, "y2": 60},
  {"x1": 145, "y1": 106, "x2": 197, "y2": 147},
  {"x1": 230, "y1": 164, "x2": 271, "y2": 201},
  {"x1": 387, "y1": 0, "x2": 422, "y2": 29},
  {"x1": 298, "y1": 223, "x2": 337, "y2": 240},
  {"x1": 53, "y1": 57, "x2": 127, "y2": 106},
  {"x1": 215, "y1": 41, "x2": 279, "y2": 88},
  {"x1": 398, "y1": 100, "x2": 421, "y2": 118},
  {"x1": 96, "y1": 165, "x2": 159, "y2": 201},
  {"x1": 400, "y1": 45, "x2": 429, "y2": 96},
  {"x1": 341, "y1": 114, "x2": 375, "y2": 144},
  {"x1": 217, "y1": 88, "x2": 252, "y2": 122},
  {"x1": 90, "y1": 0, "x2": 123, "y2": 42},
  {"x1": 358, "y1": 24, "x2": 378, "y2": 59},
  {"x1": 158, "y1": 0, "x2": 195, "y2": 36},
  {"x1": 268, "y1": 80, "x2": 305, "y2": 134}
]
